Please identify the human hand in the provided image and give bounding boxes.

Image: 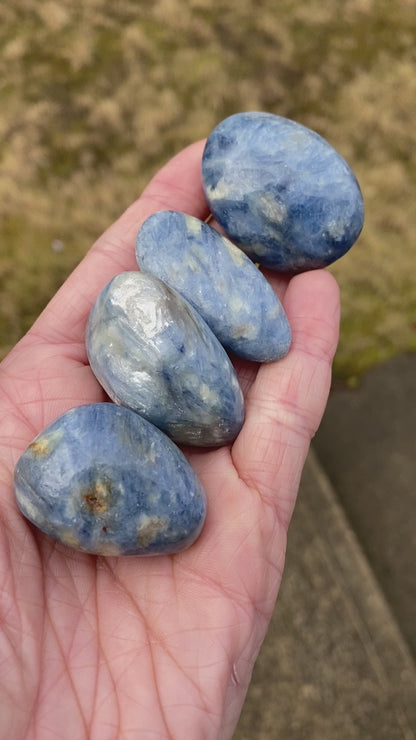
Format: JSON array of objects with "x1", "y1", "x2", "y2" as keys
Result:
[{"x1": 0, "y1": 141, "x2": 339, "y2": 739}]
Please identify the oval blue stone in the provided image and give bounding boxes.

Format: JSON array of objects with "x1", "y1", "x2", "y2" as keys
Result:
[
  {"x1": 135, "y1": 210, "x2": 291, "y2": 362},
  {"x1": 14, "y1": 403, "x2": 207, "y2": 556},
  {"x1": 86, "y1": 271, "x2": 244, "y2": 446},
  {"x1": 201, "y1": 112, "x2": 364, "y2": 272}
]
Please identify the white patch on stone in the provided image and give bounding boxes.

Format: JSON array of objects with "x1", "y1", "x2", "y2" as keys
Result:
[
  {"x1": 326, "y1": 219, "x2": 346, "y2": 240},
  {"x1": 185, "y1": 215, "x2": 202, "y2": 237},
  {"x1": 199, "y1": 382, "x2": 220, "y2": 405},
  {"x1": 17, "y1": 492, "x2": 43, "y2": 525},
  {"x1": 137, "y1": 513, "x2": 168, "y2": 547},
  {"x1": 147, "y1": 446, "x2": 157, "y2": 464},
  {"x1": 257, "y1": 193, "x2": 287, "y2": 224},
  {"x1": 267, "y1": 303, "x2": 283, "y2": 319},
  {"x1": 208, "y1": 178, "x2": 232, "y2": 201},
  {"x1": 229, "y1": 294, "x2": 244, "y2": 314},
  {"x1": 224, "y1": 239, "x2": 247, "y2": 267},
  {"x1": 185, "y1": 255, "x2": 201, "y2": 273},
  {"x1": 148, "y1": 490, "x2": 160, "y2": 504},
  {"x1": 231, "y1": 324, "x2": 257, "y2": 340}
]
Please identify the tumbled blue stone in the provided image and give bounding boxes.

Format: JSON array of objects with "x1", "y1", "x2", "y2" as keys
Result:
[
  {"x1": 14, "y1": 403, "x2": 207, "y2": 556},
  {"x1": 86, "y1": 271, "x2": 244, "y2": 446},
  {"x1": 201, "y1": 112, "x2": 364, "y2": 272},
  {"x1": 135, "y1": 210, "x2": 291, "y2": 362}
]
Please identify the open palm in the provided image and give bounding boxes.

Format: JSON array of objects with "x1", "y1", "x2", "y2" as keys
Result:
[{"x1": 0, "y1": 141, "x2": 339, "y2": 739}]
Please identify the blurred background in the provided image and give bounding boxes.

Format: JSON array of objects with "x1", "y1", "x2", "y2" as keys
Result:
[
  {"x1": 1, "y1": 0, "x2": 415, "y2": 375},
  {"x1": 1, "y1": 1, "x2": 415, "y2": 737}
]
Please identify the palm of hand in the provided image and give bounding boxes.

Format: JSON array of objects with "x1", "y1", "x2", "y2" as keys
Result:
[{"x1": 0, "y1": 142, "x2": 339, "y2": 739}]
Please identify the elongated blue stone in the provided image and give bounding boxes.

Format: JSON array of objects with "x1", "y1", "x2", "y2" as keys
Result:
[
  {"x1": 14, "y1": 404, "x2": 207, "y2": 556},
  {"x1": 86, "y1": 272, "x2": 244, "y2": 446},
  {"x1": 135, "y1": 210, "x2": 291, "y2": 362},
  {"x1": 202, "y1": 112, "x2": 364, "y2": 272}
]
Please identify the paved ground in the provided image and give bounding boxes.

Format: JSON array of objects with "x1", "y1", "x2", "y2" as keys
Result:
[
  {"x1": 233, "y1": 354, "x2": 416, "y2": 739},
  {"x1": 314, "y1": 353, "x2": 416, "y2": 659}
]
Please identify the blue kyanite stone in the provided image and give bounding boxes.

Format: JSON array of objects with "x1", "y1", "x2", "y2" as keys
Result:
[
  {"x1": 136, "y1": 211, "x2": 291, "y2": 362},
  {"x1": 86, "y1": 271, "x2": 244, "y2": 447},
  {"x1": 14, "y1": 403, "x2": 207, "y2": 556},
  {"x1": 201, "y1": 112, "x2": 365, "y2": 272}
]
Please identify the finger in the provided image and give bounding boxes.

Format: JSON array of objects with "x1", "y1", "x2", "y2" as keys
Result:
[
  {"x1": 31, "y1": 140, "x2": 209, "y2": 347},
  {"x1": 231, "y1": 269, "x2": 340, "y2": 527}
]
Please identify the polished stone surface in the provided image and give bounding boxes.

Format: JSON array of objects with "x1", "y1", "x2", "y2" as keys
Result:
[
  {"x1": 86, "y1": 272, "x2": 244, "y2": 446},
  {"x1": 202, "y1": 112, "x2": 364, "y2": 272},
  {"x1": 135, "y1": 210, "x2": 291, "y2": 362},
  {"x1": 14, "y1": 403, "x2": 207, "y2": 556}
]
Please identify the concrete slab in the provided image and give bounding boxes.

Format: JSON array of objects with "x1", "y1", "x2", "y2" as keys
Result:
[
  {"x1": 234, "y1": 450, "x2": 416, "y2": 739},
  {"x1": 313, "y1": 353, "x2": 416, "y2": 658}
]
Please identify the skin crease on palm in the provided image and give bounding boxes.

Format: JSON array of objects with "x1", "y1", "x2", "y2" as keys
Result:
[{"x1": 0, "y1": 140, "x2": 340, "y2": 740}]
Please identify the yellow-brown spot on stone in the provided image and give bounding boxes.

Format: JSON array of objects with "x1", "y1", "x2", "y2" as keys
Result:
[
  {"x1": 96, "y1": 542, "x2": 121, "y2": 557},
  {"x1": 28, "y1": 439, "x2": 50, "y2": 456},
  {"x1": 28, "y1": 430, "x2": 63, "y2": 457},
  {"x1": 60, "y1": 530, "x2": 81, "y2": 548},
  {"x1": 137, "y1": 515, "x2": 168, "y2": 548},
  {"x1": 82, "y1": 479, "x2": 112, "y2": 515}
]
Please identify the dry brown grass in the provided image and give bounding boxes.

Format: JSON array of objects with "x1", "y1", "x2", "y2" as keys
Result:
[{"x1": 1, "y1": 0, "x2": 416, "y2": 378}]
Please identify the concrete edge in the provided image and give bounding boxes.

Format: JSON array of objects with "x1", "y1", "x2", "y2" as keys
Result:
[{"x1": 307, "y1": 446, "x2": 416, "y2": 736}]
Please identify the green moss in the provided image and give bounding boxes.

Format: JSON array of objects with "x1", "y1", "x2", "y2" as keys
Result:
[{"x1": 0, "y1": 215, "x2": 86, "y2": 354}]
